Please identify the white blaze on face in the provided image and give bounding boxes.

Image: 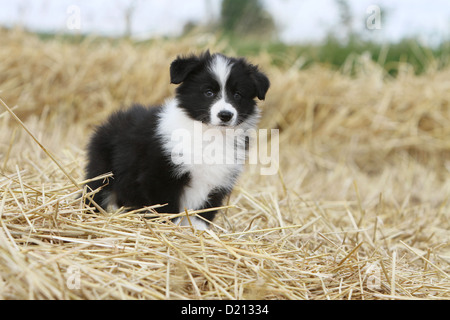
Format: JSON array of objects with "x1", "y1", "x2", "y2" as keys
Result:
[{"x1": 208, "y1": 55, "x2": 237, "y2": 126}]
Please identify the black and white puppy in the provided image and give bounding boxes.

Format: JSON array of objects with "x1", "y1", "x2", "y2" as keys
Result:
[{"x1": 84, "y1": 50, "x2": 270, "y2": 229}]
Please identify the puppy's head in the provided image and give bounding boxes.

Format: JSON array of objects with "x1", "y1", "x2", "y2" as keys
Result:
[{"x1": 170, "y1": 50, "x2": 270, "y2": 127}]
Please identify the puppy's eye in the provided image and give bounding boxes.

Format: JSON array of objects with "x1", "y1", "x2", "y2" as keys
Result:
[
  {"x1": 204, "y1": 89, "x2": 215, "y2": 98},
  {"x1": 234, "y1": 92, "x2": 242, "y2": 100}
]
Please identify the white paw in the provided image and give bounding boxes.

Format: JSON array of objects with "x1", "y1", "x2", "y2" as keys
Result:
[{"x1": 175, "y1": 216, "x2": 210, "y2": 230}]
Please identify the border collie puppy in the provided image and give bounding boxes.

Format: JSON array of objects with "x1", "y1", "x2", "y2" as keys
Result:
[{"x1": 84, "y1": 51, "x2": 270, "y2": 230}]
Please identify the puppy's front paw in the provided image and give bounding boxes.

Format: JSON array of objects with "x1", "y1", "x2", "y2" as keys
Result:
[{"x1": 174, "y1": 216, "x2": 210, "y2": 230}]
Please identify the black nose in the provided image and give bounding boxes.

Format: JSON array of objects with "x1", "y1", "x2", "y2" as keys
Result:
[{"x1": 217, "y1": 110, "x2": 234, "y2": 122}]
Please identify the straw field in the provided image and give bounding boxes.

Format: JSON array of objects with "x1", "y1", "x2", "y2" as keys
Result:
[{"x1": 0, "y1": 28, "x2": 449, "y2": 300}]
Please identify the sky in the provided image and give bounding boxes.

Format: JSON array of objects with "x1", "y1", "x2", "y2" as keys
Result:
[{"x1": 0, "y1": 0, "x2": 449, "y2": 45}]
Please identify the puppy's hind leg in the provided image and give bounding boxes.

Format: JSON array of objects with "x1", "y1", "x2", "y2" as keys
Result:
[{"x1": 83, "y1": 179, "x2": 115, "y2": 212}]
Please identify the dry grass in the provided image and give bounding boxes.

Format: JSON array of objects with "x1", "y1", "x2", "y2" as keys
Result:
[{"x1": 0, "y1": 28, "x2": 449, "y2": 300}]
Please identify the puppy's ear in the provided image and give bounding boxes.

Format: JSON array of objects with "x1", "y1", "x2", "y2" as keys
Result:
[
  {"x1": 170, "y1": 57, "x2": 199, "y2": 84},
  {"x1": 170, "y1": 51, "x2": 211, "y2": 84},
  {"x1": 250, "y1": 66, "x2": 270, "y2": 101}
]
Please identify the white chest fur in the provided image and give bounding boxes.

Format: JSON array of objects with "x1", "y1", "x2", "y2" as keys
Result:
[{"x1": 157, "y1": 99, "x2": 249, "y2": 211}]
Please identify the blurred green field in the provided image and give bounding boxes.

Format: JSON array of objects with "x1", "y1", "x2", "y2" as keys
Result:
[{"x1": 34, "y1": 28, "x2": 450, "y2": 76}]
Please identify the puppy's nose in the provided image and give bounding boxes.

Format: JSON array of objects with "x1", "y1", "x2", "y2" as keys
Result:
[{"x1": 217, "y1": 110, "x2": 234, "y2": 123}]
